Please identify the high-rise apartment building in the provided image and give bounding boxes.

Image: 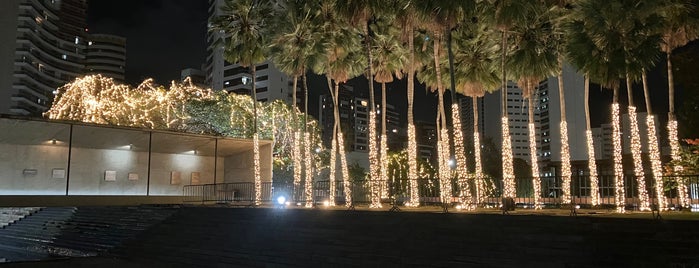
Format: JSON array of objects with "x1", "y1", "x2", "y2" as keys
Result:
[
  {"x1": 180, "y1": 68, "x2": 206, "y2": 87},
  {"x1": 482, "y1": 64, "x2": 587, "y2": 175},
  {"x1": 205, "y1": 0, "x2": 294, "y2": 105},
  {"x1": 0, "y1": 0, "x2": 88, "y2": 116},
  {"x1": 85, "y1": 34, "x2": 126, "y2": 82}
]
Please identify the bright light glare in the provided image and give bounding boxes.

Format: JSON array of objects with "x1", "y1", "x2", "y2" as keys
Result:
[{"x1": 277, "y1": 196, "x2": 286, "y2": 205}]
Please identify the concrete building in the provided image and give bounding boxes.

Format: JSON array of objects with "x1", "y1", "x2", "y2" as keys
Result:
[
  {"x1": 458, "y1": 96, "x2": 485, "y2": 150},
  {"x1": 180, "y1": 68, "x2": 207, "y2": 87},
  {"x1": 86, "y1": 34, "x2": 126, "y2": 82},
  {"x1": 0, "y1": 117, "x2": 273, "y2": 197},
  {"x1": 415, "y1": 120, "x2": 437, "y2": 163},
  {"x1": 0, "y1": 0, "x2": 88, "y2": 116},
  {"x1": 483, "y1": 64, "x2": 587, "y2": 175},
  {"x1": 205, "y1": 0, "x2": 294, "y2": 105}
]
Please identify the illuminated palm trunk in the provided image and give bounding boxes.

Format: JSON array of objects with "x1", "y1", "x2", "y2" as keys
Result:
[
  {"x1": 251, "y1": 66, "x2": 261, "y2": 206},
  {"x1": 451, "y1": 103, "x2": 471, "y2": 209},
  {"x1": 328, "y1": 128, "x2": 337, "y2": 206},
  {"x1": 557, "y1": 61, "x2": 572, "y2": 205},
  {"x1": 641, "y1": 73, "x2": 666, "y2": 210},
  {"x1": 473, "y1": 97, "x2": 484, "y2": 204},
  {"x1": 666, "y1": 52, "x2": 689, "y2": 208},
  {"x1": 334, "y1": 82, "x2": 351, "y2": 208},
  {"x1": 369, "y1": 110, "x2": 381, "y2": 208},
  {"x1": 625, "y1": 75, "x2": 649, "y2": 211},
  {"x1": 406, "y1": 28, "x2": 419, "y2": 207},
  {"x1": 380, "y1": 83, "x2": 389, "y2": 199},
  {"x1": 500, "y1": 31, "x2": 515, "y2": 199},
  {"x1": 584, "y1": 77, "x2": 600, "y2": 206},
  {"x1": 612, "y1": 86, "x2": 625, "y2": 212},
  {"x1": 293, "y1": 131, "x2": 302, "y2": 201},
  {"x1": 668, "y1": 120, "x2": 689, "y2": 207},
  {"x1": 434, "y1": 36, "x2": 452, "y2": 205},
  {"x1": 304, "y1": 132, "x2": 314, "y2": 208},
  {"x1": 527, "y1": 97, "x2": 541, "y2": 209}
]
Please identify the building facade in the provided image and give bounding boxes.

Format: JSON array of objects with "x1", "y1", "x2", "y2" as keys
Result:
[
  {"x1": 85, "y1": 34, "x2": 126, "y2": 82},
  {"x1": 205, "y1": 0, "x2": 294, "y2": 105},
  {"x1": 0, "y1": 0, "x2": 88, "y2": 116}
]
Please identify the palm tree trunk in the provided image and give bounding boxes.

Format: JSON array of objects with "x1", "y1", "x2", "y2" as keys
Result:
[
  {"x1": 327, "y1": 77, "x2": 338, "y2": 206},
  {"x1": 447, "y1": 28, "x2": 470, "y2": 207},
  {"x1": 528, "y1": 95, "x2": 542, "y2": 209},
  {"x1": 500, "y1": 30, "x2": 515, "y2": 199},
  {"x1": 612, "y1": 85, "x2": 625, "y2": 212},
  {"x1": 434, "y1": 35, "x2": 452, "y2": 205},
  {"x1": 251, "y1": 65, "x2": 261, "y2": 205},
  {"x1": 380, "y1": 82, "x2": 388, "y2": 198},
  {"x1": 302, "y1": 72, "x2": 313, "y2": 207},
  {"x1": 365, "y1": 21, "x2": 381, "y2": 208},
  {"x1": 292, "y1": 75, "x2": 302, "y2": 201},
  {"x1": 407, "y1": 27, "x2": 419, "y2": 207},
  {"x1": 626, "y1": 73, "x2": 649, "y2": 210},
  {"x1": 667, "y1": 52, "x2": 675, "y2": 119},
  {"x1": 666, "y1": 51, "x2": 689, "y2": 207},
  {"x1": 558, "y1": 59, "x2": 572, "y2": 205},
  {"x1": 472, "y1": 97, "x2": 484, "y2": 205},
  {"x1": 584, "y1": 76, "x2": 600, "y2": 206},
  {"x1": 642, "y1": 71, "x2": 666, "y2": 210},
  {"x1": 334, "y1": 81, "x2": 352, "y2": 207}
]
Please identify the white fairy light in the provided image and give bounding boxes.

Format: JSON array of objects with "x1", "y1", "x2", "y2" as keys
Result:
[
  {"x1": 628, "y1": 107, "x2": 649, "y2": 211},
  {"x1": 612, "y1": 104, "x2": 625, "y2": 213},
  {"x1": 668, "y1": 120, "x2": 689, "y2": 207},
  {"x1": 369, "y1": 111, "x2": 381, "y2": 208},
  {"x1": 529, "y1": 123, "x2": 542, "y2": 209},
  {"x1": 501, "y1": 117, "x2": 515, "y2": 198},
  {"x1": 293, "y1": 131, "x2": 302, "y2": 201},
  {"x1": 646, "y1": 115, "x2": 665, "y2": 210},
  {"x1": 328, "y1": 134, "x2": 337, "y2": 207},
  {"x1": 439, "y1": 128, "x2": 452, "y2": 204},
  {"x1": 304, "y1": 132, "x2": 314, "y2": 208},
  {"x1": 585, "y1": 130, "x2": 600, "y2": 206},
  {"x1": 560, "y1": 121, "x2": 572, "y2": 205},
  {"x1": 253, "y1": 133, "x2": 261, "y2": 205},
  {"x1": 451, "y1": 104, "x2": 471, "y2": 208},
  {"x1": 337, "y1": 133, "x2": 352, "y2": 207},
  {"x1": 474, "y1": 132, "x2": 484, "y2": 204},
  {"x1": 406, "y1": 124, "x2": 420, "y2": 207},
  {"x1": 380, "y1": 134, "x2": 389, "y2": 199}
]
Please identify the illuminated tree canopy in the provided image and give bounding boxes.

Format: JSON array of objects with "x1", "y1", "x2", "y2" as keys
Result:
[{"x1": 45, "y1": 75, "x2": 322, "y2": 170}]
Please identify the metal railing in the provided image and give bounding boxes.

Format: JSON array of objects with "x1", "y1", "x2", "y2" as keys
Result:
[{"x1": 183, "y1": 175, "x2": 699, "y2": 209}]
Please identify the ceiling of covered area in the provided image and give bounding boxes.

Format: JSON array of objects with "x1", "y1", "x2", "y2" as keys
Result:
[{"x1": 0, "y1": 118, "x2": 270, "y2": 157}]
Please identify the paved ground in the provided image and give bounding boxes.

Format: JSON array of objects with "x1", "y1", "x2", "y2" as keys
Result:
[{"x1": 2, "y1": 206, "x2": 698, "y2": 267}]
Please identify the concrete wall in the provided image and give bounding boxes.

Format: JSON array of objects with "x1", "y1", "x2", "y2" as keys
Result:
[
  {"x1": 223, "y1": 142, "x2": 272, "y2": 183},
  {"x1": 0, "y1": 143, "x2": 69, "y2": 195},
  {"x1": 148, "y1": 152, "x2": 216, "y2": 196}
]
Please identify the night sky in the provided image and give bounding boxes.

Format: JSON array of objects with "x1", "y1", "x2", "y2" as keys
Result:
[{"x1": 86, "y1": 1, "x2": 689, "y2": 129}]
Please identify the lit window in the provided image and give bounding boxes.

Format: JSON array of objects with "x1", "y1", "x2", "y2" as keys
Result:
[
  {"x1": 62, "y1": 54, "x2": 67, "y2": 60},
  {"x1": 74, "y1": 37, "x2": 80, "y2": 44}
]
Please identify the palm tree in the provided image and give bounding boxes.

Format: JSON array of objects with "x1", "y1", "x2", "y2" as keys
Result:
[
  {"x1": 660, "y1": 0, "x2": 699, "y2": 208},
  {"x1": 566, "y1": 0, "x2": 626, "y2": 212},
  {"x1": 210, "y1": 0, "x2": 272, "y2": 205},
  {"x1": 416, "y1": 0, "x2": 468, "y2": 208},
  {"x1": 395, "y1": 0, "x2": 425, "y2": 207},
  {"x1": 508, "y1": 3, "x2": 558, "y2": 208},
  {"x1": 269, "y1": 0, "x2": 322, "y2": 203},
  {"x1": 487, "y1": 0, "x2": 530, "y2": 200},
  {"x1": 313, "y1": 0, "x2": 365, "y2": 208},
  {"x1": 371, "y1": 20, "x2": 408, "y2": 207},
  {"x1": 336, "y1": 0, "x2": 389, "y2": 206},
  {"x1": 449, "y1": 8, "x2": 501, "y2": 206}
]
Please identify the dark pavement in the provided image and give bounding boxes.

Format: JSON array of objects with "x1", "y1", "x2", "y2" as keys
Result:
[{"x1": 2, "y1": 207, "x2": 698, "y2": 267}]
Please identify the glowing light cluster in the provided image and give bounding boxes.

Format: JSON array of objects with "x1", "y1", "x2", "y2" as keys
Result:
[
  {"x1": 337, "y1": 133, "x2": 352, "y2": 207},
  {"x1": 380, "y1": 134, "x2": 389, "y2": 199},
  {"x1": 612, "y1": 104, "x2": 625, "y2": 213},
  {"x1": 369, "y1": 111, "x2": 381, "y2": 208},
  {"x1": 304, "y1": 132, "x2": 314, "y2": 208},
  {"x1": 473, "y1": 132, "x2": 484, "y2": 204},
  {"x1": 438, "y1": 128, "x2": 452, "y2": 204},
  {"x1": 668, "y1": 120, "x2": 689, "y2": 207},
  {"x1": 560, "y1": 121, "x2": 572, "y2": 204},
  {"x1": 451, "y1": 104, "x2": 471, "y2": 208},
  {"x1": 328, "y1": 134, "x2": 337, "y2": 207},
  {"x1": 628, "y1": 107, "x2": 649, "y2": 211},
  {"x1": 406, "y1": 124, "x2": 420, "y2": 207},
  {"x1": 585, "y1": 130, "x2": 600, "y2": 206},
  {"x1": 529, "y1": 123, "x2": 542, "y2": 209},
  {"x1": 253, "y1": 134, "x2": 261, "y2": 205},
  {"x1": 646, "y1": 115, "x2": 666, "y2": 210},
  {"x1": 501, "y1": 117, "x2": 515, "y2": 198},
  {"x1": 293, "y1": 131, "x2": 302, "y2": 201}
]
